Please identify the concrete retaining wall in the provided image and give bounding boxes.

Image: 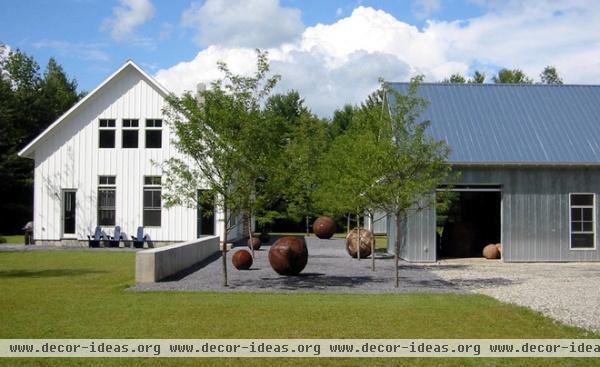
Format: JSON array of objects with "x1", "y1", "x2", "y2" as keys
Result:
[{"x1": 135, "y1": 235, "x2": 220, "y2": 283}]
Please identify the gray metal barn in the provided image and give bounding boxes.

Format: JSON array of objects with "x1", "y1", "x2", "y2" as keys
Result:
[{"x1": 386, "y1": 83, "x2": 600, "y2": 262}]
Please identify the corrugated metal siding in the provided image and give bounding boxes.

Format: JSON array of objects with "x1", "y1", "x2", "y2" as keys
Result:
[
  {"x1": 388, "y1": 167, "x2": 600, "y2": 262},
  {"x1": 33, "y1": 65, "x2": 243, "y2": 242},
  {"x1": 388, "y1": 83, "x2": 600, "y2": 164},
  {"x1": 371, "y1": 210, "x2": 387, "y2": 234}
]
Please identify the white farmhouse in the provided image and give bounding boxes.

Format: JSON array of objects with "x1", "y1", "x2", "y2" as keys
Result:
[{"x1": 18, "y1": 60, "x2": 243, "y2": 246}]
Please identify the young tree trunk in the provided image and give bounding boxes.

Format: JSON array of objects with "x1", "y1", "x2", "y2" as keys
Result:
[
  {"x1": 247, "y1": 210, "x2": 255, "y2": 258},
  {"x1": 394, "y1": 212, "x2": 402, "y2": 288},
  {"x1": 347, "y1": 214, "x2": 350, "y2": 234},
  {"x1": 356, "y1": 211, "x2": 361, "y2": 262},
  {"x1": 370, "y1": 212, "x2": 375, "y2": 272},
  {"x1": 222, "y1": 207, "x2": 229, "y2": 287},
  {"x1": 306, "y1": 215, "x2": 309, "y2": 236}
]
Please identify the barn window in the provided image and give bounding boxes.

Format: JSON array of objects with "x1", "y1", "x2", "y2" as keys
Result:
[
  {"x1": 99, "y1": 119, "x2": 116, "y2": 148},
  {"x1": 122, "y1": 119, "x2": 139, "y2": 148},
  {"x1": 143, "y1": 176, "x2": 161, "y2": 226},
  {"x1": 98, "y1": 175, "x2": 116, "y2": 226},
  {"x1": 145, "y1": 119, "x2": 162, "y2": 148},
  {"x1": 570, "y1": 193, "x2": 595, "y2": 249}
]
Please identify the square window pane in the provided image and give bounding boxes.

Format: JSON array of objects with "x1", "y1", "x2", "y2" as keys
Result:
[
  {"x1": 583, "y1": 221, "x2": 594, "y2": 232},
  {"x1": 143, "y1": 210, "x2": 161, "y2": 226},
  {"x1": 122, "y1": 130, "x2": 138, "y2": 148},
  {"x1": 98, "y1": 209, "x2": 115, "y2": 226},
  {"x1": 123, "y1": 119, "x2": 139, "y2": 127},
  {"x1": 582, "y1": 208, "x2": 593, "y2": 221},
  {"x1": 571, "y1": 194, "x2": 594, "y2": 206},
  {"x1": 99, "y1": 130, "x2": 115, "y2": 148},
  {"x1": 571, "y1": 221, "x2": 582, "y2": 232},
  {"x1": 571, "y1": 233, "x2": 594, "y2": 248},
  {"x1": 571, "y1": 208, "x2": 582, "y2": 221},
  {"x1": 100, "y1": 119, "x2": 115, "y2": 128},
  {"x1": 145, "y1": 130, "x2": 162, "y2": 148}
]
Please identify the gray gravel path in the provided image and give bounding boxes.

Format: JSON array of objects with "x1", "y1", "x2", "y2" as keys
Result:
[{"x1": 129, "y1": 236, "x2": 600, "y2": 332}]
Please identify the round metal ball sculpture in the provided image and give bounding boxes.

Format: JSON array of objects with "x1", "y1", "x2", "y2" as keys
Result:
[
  {"x1": 248, "y1": 236, "x2": 262, "y2": 251},
  {"x1": 346, "y1": 228, "x2": 374, "y2": 259},
  {"x1": 268, "y1": 236, "x2": 308, "y2": 276},
  {"x1": 313, "y1": 216, "x2": 336, "y2": 239},
  {"x1": 483, "y1": 244, "x2": 500, "y2": 259},
  {"x1": 232, "y1": 249, "x2": 253, "y2": 270}
]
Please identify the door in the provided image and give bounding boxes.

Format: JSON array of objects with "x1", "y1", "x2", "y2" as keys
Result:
[
  {"x1": 197, "y1": 190, "x2": 215, "y2": 237},
  {"x1": 63, "y1": 190, "x2": 76, "y2": 235}
]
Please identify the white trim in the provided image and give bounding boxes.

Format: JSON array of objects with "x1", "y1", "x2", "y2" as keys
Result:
[
  {"x1": 61, "y1": 189, "x2": 77, "y2": 238},
  {"x1": 18, "y1": 60, "x2": 170, "y2": 159},
  {"x1": 568, "y1": 193, "x2": 596, "y2": 250}
]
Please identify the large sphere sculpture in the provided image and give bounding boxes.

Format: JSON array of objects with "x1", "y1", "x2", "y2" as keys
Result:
[
  {"x1": 313, "y1": 216, "x2": 336, "y2": 239},
  {"x1": 346, "y1": 228, "x2": 374, "y2": 259},
  {"x1": 483, "y1": 244, "x2": 500, "y2": 259},
  {"x1": 248, "y1": 236, "x2": 262, "y2": 250},
  {"x1": 232, "y1": 249, "x2": 253, "y2": 270},
  {"x1": 268, "y1": 236, "x2": 308, "y2": 276}
]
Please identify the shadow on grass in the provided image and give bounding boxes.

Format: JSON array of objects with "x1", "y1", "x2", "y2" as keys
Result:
[{"x1": 0, "y1": 269, "x2": 108, "y2": 278}]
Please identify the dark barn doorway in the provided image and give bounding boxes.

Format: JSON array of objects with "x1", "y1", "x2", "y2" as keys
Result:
[{"x1": 437, "y1": 187, "x2": 501, "y2": 259}]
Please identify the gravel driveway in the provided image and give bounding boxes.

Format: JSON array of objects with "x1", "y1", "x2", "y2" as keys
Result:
[{"x1": 131, "y1": 236, "x2": 600, "y2": 332}]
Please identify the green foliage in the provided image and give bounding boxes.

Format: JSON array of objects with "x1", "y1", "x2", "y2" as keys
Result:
[
  {"x1": 162, "y1": 49, "x2": 281, "y2": 232},
  {"x1": 470, "y1": 70, "x2": 485, "y2": 84},
  {"x1": 0, "y1": 47, "x2": 80, "y2": 233},
  {"x1": 328, "y1": 104, "x2": 354, "y2": 139},
  {"x1": 540, "y1": 65, "x2": 563, "y2": 85},
  {"x1": 492, "y1": 68, "x2": 533, "y2": 84},
  {"x1": 442, "y1": 73, "x2": 467, "y2": 83}
]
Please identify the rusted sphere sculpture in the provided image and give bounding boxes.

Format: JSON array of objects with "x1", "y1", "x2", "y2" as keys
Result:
[
  {"x1": 248, "y1": 236, "x2": 262, "y2": 250},
  {"x1": 483, "y1": 244, "x2": 500, "y2": 259},
  {"x1": 495, "y1": 243, "x2": 502, "y2": 254},
  {"x1": 268, "y1": 236, "x2": 308, "y2": 276},
  {"x1": 232, "y1": 249, "x2": 253, "y2": 270},
  {"x1": 259, "y1": 232, "x2": 271, "y2": 243},
  {"x1": 313, "y1": 216, "x2": 336, "y2": 239},
  {"x1": 346, "y1": 228, "x2": 374, "y2": 259}
]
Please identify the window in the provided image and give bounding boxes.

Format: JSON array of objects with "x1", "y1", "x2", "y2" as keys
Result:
[
  {"x1": 98, "y1": 176, "x2": 116, "y2": 226},
  {"x1": 122, "y1": 119, "x2": 139, "y2": 148},
  {"x1": 145, "y1": 119, "x2": 162, "y2": 148},
  {"x1": 570, "y1": 193, "x2": 595, "y2": 249},
  {"x1": 99, "y1": 119, "x2": 116, "y2": 148},
  {"x1": 143, "y1": 176, "x2": 161, "y2": 226}
]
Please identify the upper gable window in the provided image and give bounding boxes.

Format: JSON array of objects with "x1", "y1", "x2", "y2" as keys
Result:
[
  {"x1": 99, "y1": 119, "x2": 116, "y2": 148},
  {"x1": 145, "y1": 119, "x2": 162, "y2": 148},
  {"x1": 122, "y1": 119, "x2": 139, "y2": 148}
]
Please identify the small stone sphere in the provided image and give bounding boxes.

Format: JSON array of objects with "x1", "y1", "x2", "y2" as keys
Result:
[
  {"x1": 483, "y1": 244, "x2": 500, "y2": 259},
  {"x1": 248, "y1": 236, "x2": 262, "y2": 250},
  {"x1": 313, "y1": 216, "x2": 336, "y2": 239},
  {"x1": 346, "y1": 228, "x2": 374, "y2": 258},
  {"x1": 259, "y1": 232, "x2": 271, "y2": 243},
  {"x1": 232, "y1": 249, "x2": 253, "y2": 270},
  {"x1": 268, "y1": 236, "x2": 308, "y2": 276}
]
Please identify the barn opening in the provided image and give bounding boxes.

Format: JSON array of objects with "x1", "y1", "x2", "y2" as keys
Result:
[{"x1": 436, "y1": 186, "x2": 501, "y2": 259}]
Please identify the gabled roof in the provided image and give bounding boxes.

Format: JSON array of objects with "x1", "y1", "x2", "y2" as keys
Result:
[
  {"x1": 387, "y1": 83, "x2": 600, "y2": 165},
  {"x1": 18, "y1": 60, "x2": 170, "y2": 159}
]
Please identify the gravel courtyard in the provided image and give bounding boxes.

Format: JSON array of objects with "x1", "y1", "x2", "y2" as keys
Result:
[{"x1": 131, "y1": 237, "x2": 600, "y2": 332}]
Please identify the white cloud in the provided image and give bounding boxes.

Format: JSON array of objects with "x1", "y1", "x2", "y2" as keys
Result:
[
  {"x1": 156, "y1": 2, "x2": 600, "y2": 116},
  {"x1": 102, "y1": 0, "x2": 155, "y2": 41},
  {"x1": 182, "y1": 0, "x2": 303, "y2": 48},
  {"x1": 412, "y1": 0, "x2": 442, "y2": 19}
]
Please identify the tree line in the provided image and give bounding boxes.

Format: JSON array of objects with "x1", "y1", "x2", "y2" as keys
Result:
[
  {"x1": 442, "y1": 65, "x2": 563, "y2": 84},
  {"x1": 0, "y1": 45, "x2": 82, "y2": 236}
]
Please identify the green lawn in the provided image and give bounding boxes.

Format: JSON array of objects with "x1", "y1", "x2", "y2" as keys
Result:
[
  {"x1": 0, "y1": 251, "x2": 597, "y2": 366},
  {"x1": 0, "y1": 235, "x2": 24, "y2": 244}
]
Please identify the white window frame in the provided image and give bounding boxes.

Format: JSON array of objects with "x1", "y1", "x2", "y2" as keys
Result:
[
  {"x1": 98, "y1": 118, "x2": 116, "y2": 149},
  {"x1": 121, "y1": 119, "x2": 139, "y2": 149},
  {"x1": 98, "y1": 175, "x2": 117, "y2": 227},
  {"x1": 569, "y1": 192, "x2": 596, "y2": 250},
  {"x1": 143, "y1": 176, "x2": 162, "y2": 227}
]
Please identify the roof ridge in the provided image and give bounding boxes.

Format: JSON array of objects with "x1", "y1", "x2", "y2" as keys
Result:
[{"x1": 388, "y1": 82, "x2": 600, "y2": 87}]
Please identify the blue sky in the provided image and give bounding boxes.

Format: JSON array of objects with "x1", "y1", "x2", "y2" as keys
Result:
[{"x1": 2, "y1": 0, "x2": 599, "y2": 116}]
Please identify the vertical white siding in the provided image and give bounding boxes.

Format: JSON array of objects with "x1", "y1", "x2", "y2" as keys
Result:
[{"x1": 32, "y1": 65, "x2": 227, "y2": 242}]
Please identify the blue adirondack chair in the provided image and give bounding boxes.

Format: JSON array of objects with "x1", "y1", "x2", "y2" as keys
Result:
[
  {"x1": 132, "y1": 227, "x2": 147, "y2": 248},
  {"x1": 87, "y1": 226, "x2": 102, "y2": 248},
  {"x1": 109, "y1": 226, "x2": 122, "y2": 247}
]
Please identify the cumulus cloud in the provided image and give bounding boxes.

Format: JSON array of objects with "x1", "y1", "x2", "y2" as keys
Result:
[
  {"x1": 182, "y1": 0, "x2": 303, "y2": 48},
  {"x1": 156, "y1": 2, "x2": 600, "y2": 116},
  {"x1": 102, "y1": 0, "x2": 155, "y2": 41}
]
